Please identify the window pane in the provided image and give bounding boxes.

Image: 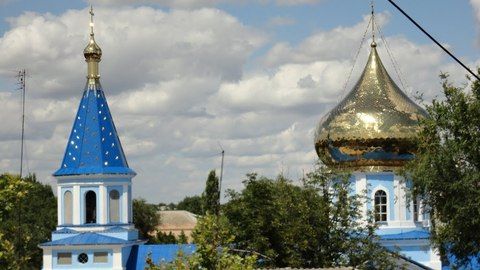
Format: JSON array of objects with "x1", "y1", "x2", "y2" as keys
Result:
[
  {"x1": 381, "y1": 214, "x2": 387, "y2": 221},
  {"x1": 57, "y1": 253, "x2": 72, "y2": 265},
  {"x1": 381, "y1": 196, "x2": 387, "y2": 204},
  {"x1": 381, "y1": 205, "x2": 387, "y2": 213},
  {"x1": 109, "y1": 190, "x2": 120, "y2": 223},
  {"x1": 64, "y1": 191, "x2": 72, "y2": 224},
  {"x1": 94, "y1": 252, "x2": 108, "y2": 263}
]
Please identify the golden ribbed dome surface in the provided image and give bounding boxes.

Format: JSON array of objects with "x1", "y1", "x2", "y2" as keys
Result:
[
  {"x1": 314, "y1": 43, "x2": 427, "y2": 170},
  {"x1": 83, "y1": 35, "x2": 102, "y2": 60}
]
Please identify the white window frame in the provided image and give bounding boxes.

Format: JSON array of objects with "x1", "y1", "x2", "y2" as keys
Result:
[{"x1": 372, "y1": 186, "x2": 389, "y2": 223}]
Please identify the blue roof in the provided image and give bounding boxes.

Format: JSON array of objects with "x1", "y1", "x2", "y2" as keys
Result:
[
  {"x1": 380, "y1": 230, "x2": 430, "y2": 240},
  {"x1": 126, "y1": 244, "x2": 196, "y2": 270},
  {"x1": 54, "y1": 83, "x2": 135, "y2": 176},
  {"x1": 40, "y1": 232, "x2": 138, "y2": 246}
]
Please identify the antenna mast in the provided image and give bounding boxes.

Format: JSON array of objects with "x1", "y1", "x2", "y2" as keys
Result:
[{"x1": 17, "y1": 69, "x2": 26, "y2": 178}]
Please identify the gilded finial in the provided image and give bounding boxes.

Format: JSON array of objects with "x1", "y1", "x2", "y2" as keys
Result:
[
  {"x1": 371, "y1": 0, "x2": 376, "y2": 47},
  {"x1": 84, "y1": 5, "x2": 102, "y2": 85}
]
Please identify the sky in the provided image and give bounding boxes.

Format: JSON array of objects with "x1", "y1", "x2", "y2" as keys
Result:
[{"x1": 0, "y1": 0, "x2": 479, "y2": 203}]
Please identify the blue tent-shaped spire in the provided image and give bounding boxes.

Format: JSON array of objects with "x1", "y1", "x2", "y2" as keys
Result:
[
  {"x1": 55, "y1": 10, "x2": 134, "y2": 177},
  {"x1": 54, "y1": 83, "x2": 135, "y2": 177}
]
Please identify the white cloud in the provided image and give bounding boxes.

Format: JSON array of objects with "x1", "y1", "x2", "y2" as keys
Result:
[
  {"x1": 88, "y1": 0, "x2": 322, "y2": 8},
  {"x1": 0, "y1": 6, "x2": 474, "y2": 203},
  {"x1": 275, "y1": 0, "x2": 321, "y2": 5}
]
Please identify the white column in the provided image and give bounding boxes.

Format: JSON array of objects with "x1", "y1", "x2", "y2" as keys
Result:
[
  {"x1": 394, "y1": 176, "x2": 401, "y2": 221},
  {"x1": 99, "y1": 185, "x2": 107, "y2": 224},
  {"x1": 73, "y1": 185, "x2": 81, "y2": 225},
  {"x1": 128, "y1": 184, "x2": 133, "y2": 223},
  {"x1": 112, "y1": 247, "x2": 124, "y2": 270},
  {"x1": 42, "y1": 249, "x2": 53, "y2": 270},
  {"x1": 355, "y1": 173, "x2": 367, "y2": 221},
  {"x1": 395, "y1": 175, "x2": 407, "y2": 221},
  {"x1": 122, "y1": 184, "x2": 128, "y2": 223},
  {"x1": 57, "y1": 186, "x2": 62, "y2": 225}
]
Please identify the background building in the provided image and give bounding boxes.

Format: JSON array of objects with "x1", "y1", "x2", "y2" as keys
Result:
[{"x1": 156, "y1": 210, "x2": 198, "y2": 243}]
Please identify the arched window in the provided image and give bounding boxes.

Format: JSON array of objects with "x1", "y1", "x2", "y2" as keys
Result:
[
  {"x1": 85, "y1": 191, "x2": 97, "y2": 224},
  {"x1": 109, "y1": 190, "x2": 120, "y2": 223},
  {"x1": 64, "y1": 191, "x2": 72, "y2": 224},
  {"x1": 374, "y1": 190, "x2": 387, "y2": 222}
]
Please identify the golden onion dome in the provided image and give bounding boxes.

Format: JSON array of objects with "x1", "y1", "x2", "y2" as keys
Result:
[
  {"x1": 83, "y1": 6, "x2": 102, "y2": 61},
  {"x1": 83, "y1": 34, "x2": 102, "y2": 60},
  {"x1": 314, "y1": 42, "x2": 427, "y2": 171},
  {"x1": 84, "y1": 6, "x2": 102, "y2": 84}
]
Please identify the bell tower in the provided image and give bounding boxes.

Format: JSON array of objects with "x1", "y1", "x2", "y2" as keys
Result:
[{"x1": 40, "y1": 7, "x2": 144, "y2": 270}]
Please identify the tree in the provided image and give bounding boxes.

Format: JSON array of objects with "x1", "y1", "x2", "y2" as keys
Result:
[
  {"x1": 176, "y1": 195, "x2": 204, "y2": 216},
  {"x1": 133, "y1": 198, "x2": 160, "y2": 242},
  {"x1": 178, "y1": 230, "x2": 188, "y2": 244},
  {"x1": 203, "y1": 170, "x2": 220, "y2": 215},
  {"x1": 146, "y1": 213, "x2": 256, "y2": 270},
  {"x1": 405, "y1": 74, "x2": 480, "y2": 267},
  {"x1": 156, "y1": 231, "x2": 178, "y2": 244},
  {"x1": 0, "y1": 174, "x2": 57, "y2": 270},
  {"x1": 223, "y1": 166, "x2": 395, "y2": 269}
]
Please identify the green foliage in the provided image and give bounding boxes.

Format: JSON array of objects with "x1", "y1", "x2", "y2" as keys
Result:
[
  {"x1": 178, "y1": 230, "x2": 188, "y2": 244},
  {"x1": 146, "y1": 214, "x2": 256, "y2": 270},
  {"x1": 156, "y1": 231, "x2": 178, "y2": 244},
  {"x1": 0, "y1": 174, "x2": 57, "y2": 270},
  {"x1": 223, "y1": 165, "x2": 395, "y2": 269},
  {"x1": 176, "y1": 195, "x2": 204, "y2": 215},
  {"x1": 405, "y1": 73, "x2": 480, "y2": 266},
  {"x1": 133, "y1": 198, "x2": 160, "y2": 242},
  {"x1": 203, "y1": 170, "x2": 220, "y2": 215}
]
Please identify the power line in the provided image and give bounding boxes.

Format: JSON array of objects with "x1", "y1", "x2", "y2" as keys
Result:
[{"x1": 386, "y1": 0, "x2": 480, "y2": 81}]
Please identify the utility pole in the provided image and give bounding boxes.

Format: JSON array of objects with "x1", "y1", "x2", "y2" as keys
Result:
[
  {"x1": 218, "y1": 145, "x2": 225, "y2": 208},
  {"x1": 17, "y1": 69, "x2": 26, "y2": 178}
]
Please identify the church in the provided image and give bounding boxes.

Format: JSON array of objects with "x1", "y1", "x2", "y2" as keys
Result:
[{"x1": 40, "y1": 6, "x2": 442, "y2": 270}]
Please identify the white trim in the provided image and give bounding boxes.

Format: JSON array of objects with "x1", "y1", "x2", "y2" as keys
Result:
[
  {"x1": 55, "y1": 224, "x2": 135, "y2": 232},
  {"x1": 99, "y1": 185, "x2": 107, "y2": 224},
  {"x1": 122, "y1": 184, "x2": 128, "y2": 223},
  {"x1": 73, "y1": 185, "x2": 80, "y2": 225},
  {"x1": 372, "y1": 185, "x2": 390, "y2": 222},
  {"x1": 57, "y1": 186, "x2": 62, "y2": 225},
  {"x1": 382, "y1": 220, "x2": 419, "y2": 228},
  {"x1": 42, "y1": 248, "x2": 52, "y2": 270},
  {"x1": 58, "y1": 181, "x2": 131, "y2": 187}
]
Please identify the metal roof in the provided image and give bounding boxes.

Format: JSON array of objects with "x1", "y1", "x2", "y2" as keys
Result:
[
  {"x1": 157, "y1": 210, "x2": 198, "y2": 230},
  {"x1": 54, "y1": 83, "x2": 135, "y2": 176},
  {"x1": 126, "y1": 244, "x2": 196, "y2": 270},
  {"x1": 40, "y1": 232, "x2": 138, "y2": 246}
]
